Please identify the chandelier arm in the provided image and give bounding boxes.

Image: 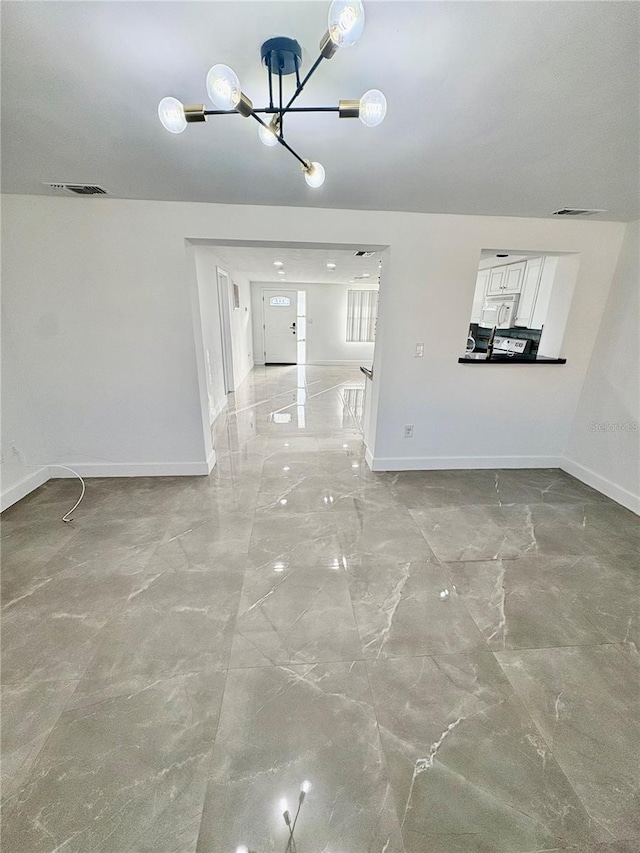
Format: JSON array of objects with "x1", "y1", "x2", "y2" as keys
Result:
[
  {"x1": 202, "y1": 106, "x2": 340, "y2": 117},
  {"x1": 284, "y1": 53, "x2": 325, "y2": 112},
  {"x1": 268, "y1": 67, "x2": 274, "y2": 110},
  {"x1": 250, "y1": 112, "x2": 308, "y2": 168}
]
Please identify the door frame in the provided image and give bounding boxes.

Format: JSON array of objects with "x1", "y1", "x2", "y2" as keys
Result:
[
  {"x1": 216, "y1": 267, "x2": 235, "y2": 393},
  {"x1": 261, "y1": 287, "x2": 299, "y2": 365}
]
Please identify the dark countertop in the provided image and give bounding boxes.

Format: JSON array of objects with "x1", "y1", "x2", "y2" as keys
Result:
[{"x1": 458, "y1": 353, "x2": 566, "y2": 364}]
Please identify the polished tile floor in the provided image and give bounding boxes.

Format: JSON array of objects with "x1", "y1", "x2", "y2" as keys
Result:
[{"x1": 2, "y1": 366, "x2": 639, "y2": 852}]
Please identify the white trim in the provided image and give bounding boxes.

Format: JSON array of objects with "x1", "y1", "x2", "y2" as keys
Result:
[
  {"x1": 48, "y1": 461, "x2": 212, "y2": 478},
  {"x1": 206, "y1": 450, "x2": 217, "y2": 474},
  {"x1": 209, "y1": 395, "x2": 228, "y2": 426},
  {"x1": 367, "y1": 455, "x2": 563, "y2": 472},
  {"x1": 365, "y1": 445, "x2": 375, "y2": 471},
  {"x1": 1, "y1": 467, "x2": 50, "y2": 511},
  {"x1": 216, "y1": 267, "x2": 235, "y2": 393},
  {"x1": 561, "y1": 457, "x2": 640, "y2": 515}
]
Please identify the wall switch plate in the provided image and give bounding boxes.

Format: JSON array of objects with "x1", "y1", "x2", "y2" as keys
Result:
[
  {"x1": 415, "y1": 343, "x2": 424, "y2": 357},
  {"x1": 404, "y1": 424, "x2": 414, "y2": 438}
]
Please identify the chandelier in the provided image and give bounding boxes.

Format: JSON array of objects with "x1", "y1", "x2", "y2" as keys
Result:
[{"x1": 157, "y1": 0, "x2": 386, "y2": 188}]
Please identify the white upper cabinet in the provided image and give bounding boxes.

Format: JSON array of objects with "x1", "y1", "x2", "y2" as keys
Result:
[
  {"x1": 471, "y1": 269, "x2": 490, "y2": 321},
  {"x1": 486, "y1": 261, "x2": 526, "y2": 295},
  {"x1": 515, "y1": 257, "x2": 544, "y2": 327},
  {"x1": 503, "y1": 261, "x2": 526, "y2": 293},
  {"x1": 487, "y1": 267, "x2": 506, "y2": 294}
]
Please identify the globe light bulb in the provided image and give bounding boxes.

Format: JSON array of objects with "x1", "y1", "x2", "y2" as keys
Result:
[
  {"x1": 158, "y1": 97, "x2": 187, "y2": 134},
  {"x1": 328, "y1": 0, "x2": 365, "y2": 47},
  {"x1": 304, "y1": 161, "x2": 326, "y2": 188},
  {"x1": 258, "y1": 123, "x2": 278, "y2": 147},
  {"x1": 301, "y1": 780, "x2": 312, "y2": 793},
  {"x1": 359, "y1": 89, "x2": 387, "y2": 127},
  {"x1": 236, "y1": 847, "x2": 249, "y2": 853},
  {"x1": 206, "y1": 64, "x2": 241, "y2": 110}
]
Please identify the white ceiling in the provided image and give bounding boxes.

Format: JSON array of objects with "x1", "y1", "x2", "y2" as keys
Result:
[
  {"x1": 210, "y1": 245, "x2": 382, "y2": 284},
  {"x1": 2, "y1": 1, "x2": 638, "y2": 220}
]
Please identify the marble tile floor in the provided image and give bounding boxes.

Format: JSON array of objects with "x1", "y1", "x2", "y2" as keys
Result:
[{"x1": 1, "y1": 365, "x2": 639, "y2": 853}]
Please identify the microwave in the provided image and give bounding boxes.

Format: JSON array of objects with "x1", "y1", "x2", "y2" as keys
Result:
[{"x1": 479, "y1": 294, "x2": 519, "y2": 329}]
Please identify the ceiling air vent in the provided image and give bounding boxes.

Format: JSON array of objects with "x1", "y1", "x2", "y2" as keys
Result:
[
  {"x1": 354, "y1": 250, "x2": 376, "y2": 257},
  {"x1": 44, "y1": 183, "x2": 109, "y2": 195},
  {"x1": 551, "y1": 207, "x2": 608, "y2": 217}
]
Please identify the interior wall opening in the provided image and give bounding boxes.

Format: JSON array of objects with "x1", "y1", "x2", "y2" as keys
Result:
[{"x1": 465, "y1": 248, "x2": 581, "y2": 359}]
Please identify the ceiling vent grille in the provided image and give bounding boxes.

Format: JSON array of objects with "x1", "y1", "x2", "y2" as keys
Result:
[
  {"x1": 44, "y1": 183, "x2": 109, "y2": 195},
  {"x1": 354, "y1": 250, "x2": 376, "y2": 257},
  {"x1": 551, "y1": 207, "x2": 607, "y2": 217}
]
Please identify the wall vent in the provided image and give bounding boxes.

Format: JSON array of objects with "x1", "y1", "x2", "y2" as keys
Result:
[
  {"x1": 551, "y1": 207, "x2": 608, "y2": 217},
  {"x1": 44, "y1": 183, "x2": 109, "y2": 195},
  {"x1": 353, "y1": 250, "x2": 376, "y2": 257}
]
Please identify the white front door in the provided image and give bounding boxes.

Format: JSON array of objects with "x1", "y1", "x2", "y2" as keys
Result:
[{"x1": 263, "y1": 290, "x2": 297, "y2": 364}]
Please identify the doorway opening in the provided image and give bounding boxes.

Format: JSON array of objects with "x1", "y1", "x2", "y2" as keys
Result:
[{"x1": 187, "y1": 239, "x2": 390, "y2": 472}]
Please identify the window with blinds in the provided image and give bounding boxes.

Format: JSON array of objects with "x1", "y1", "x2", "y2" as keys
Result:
[{"x1": 346, "y1": 289, "x2": 378, "y2": 342}]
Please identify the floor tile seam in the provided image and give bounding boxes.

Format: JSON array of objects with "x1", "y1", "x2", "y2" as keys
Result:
[
  {"x1": 0, "y1": 613, "x2": 129, "y2": 806},
  {"x1": 193, "y1": 666, "x2": 232, "y2": 853},
  {"x1": 357, "y1": 615, "x2": 409, "y2": 845},
  {"x1": 15, "y1": 664, "x2": 233, "y2": 719},
  {"x1": 488, "y1": 658, "x2": 625, "y2": 847},
  {"x1": 434, "y1": 558, "x2": 621, "y2": 651},
  {"x1": 550, "y1": 584, "x2": 626, "y2": 645},
  {"x1": 224, "y1": 655, "x2": 371, "y2": 673}
]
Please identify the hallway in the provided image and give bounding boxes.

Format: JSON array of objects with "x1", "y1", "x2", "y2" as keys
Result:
[{"x1": 2, "y1": 366, "x2": 639, "y2": 852}]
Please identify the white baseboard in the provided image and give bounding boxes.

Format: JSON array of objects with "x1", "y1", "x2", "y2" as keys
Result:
[
  {"x1": 206, "y1": 450, "x2": 216, "y2": 473},
  {"x1": 305, "y1": 360, "x2": 369, "y2": 366},
  {"x1": 368, "y1": 455, "x2": 563, "y2": 472},
  {"x1": 48, "y1": 461, "x2": 213, "y2": 478},
  {"x1": 365, "y1": 445, "x2": 375, "y2": 471},
  {"x1": 561, "y1": 457, "x2": 640, "y2": 515},
  {"x1": 209, "y1": 397, "x2": 227, "y2": 426},
  {"x1": 1, "y1": 467, "x2": 50, "y2": 512},
  {"x1": 253, "y1": 359, "x2": 364, "y2": 367}
]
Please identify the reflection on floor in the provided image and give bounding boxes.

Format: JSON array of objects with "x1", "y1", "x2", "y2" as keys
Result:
[{"x1": 1, "y1": 365, "x2": 639, "y2": 853}]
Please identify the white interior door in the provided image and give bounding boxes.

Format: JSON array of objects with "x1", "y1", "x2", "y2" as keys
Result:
[{"x1": 263, "y1": 290, "x2": 297, "y2": 364}]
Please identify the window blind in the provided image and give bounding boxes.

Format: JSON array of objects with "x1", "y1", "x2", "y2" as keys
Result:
[{"x1": 346, "y1": 289, "x2": 378, "y2": 342}]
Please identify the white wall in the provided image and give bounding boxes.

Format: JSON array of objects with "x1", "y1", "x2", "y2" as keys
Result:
[
  {"x1": 1, "y1": 194, "x2": 628, "y2": 511},
  {"x1": 1, "y1": 195, "x2": 210, "y2": 491},
  {"x1": 0, "y1": 313, "x2": 50, "y2": 509},
  {"x1": 564, "y1": 221, "x2": 639, "y2": 513},
  {"x1": 251, "y1": 282, "x2": 377, "y2": 366}
]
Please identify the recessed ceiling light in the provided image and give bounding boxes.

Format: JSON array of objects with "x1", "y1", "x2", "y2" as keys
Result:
[
  {"x1": 277, "y1": 269, "x2": 286, "y2": 275},
  {"x1": 326, "y1": 262, "x2": 337, "y2": 270},
  {"x1": 361, "y1": 272, "x2": 371, "y2": 278},
  {"x1": 274, "y1": 260, "x2": 284, "y2": 267}
]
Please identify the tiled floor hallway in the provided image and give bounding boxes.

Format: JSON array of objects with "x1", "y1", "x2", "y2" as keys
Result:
[{"x1": 2, "y1": 366, "x2": 639, "y2": 852}]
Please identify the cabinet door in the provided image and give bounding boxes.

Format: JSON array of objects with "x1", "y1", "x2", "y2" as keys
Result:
[
  {"x1": 515, "y1": 258, "x2": 543, "y2": 327},
  {"x1": 471, "y1": 269, "x2": 490, "y2": 321},
  {"x1": 503, "y1": 261, "x2": 526, "y2": 293},
  {"x1": 487, "y1": 267, "x2": 506, "y2": 294}
]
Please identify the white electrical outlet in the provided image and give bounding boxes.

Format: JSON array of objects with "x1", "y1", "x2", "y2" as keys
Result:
[
  {"x1": 404, "y1": 425, "x2": 414, "y2": 438},
  {"x1": 415, "y1": 343, "x2": 424, "y2": 357}
]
